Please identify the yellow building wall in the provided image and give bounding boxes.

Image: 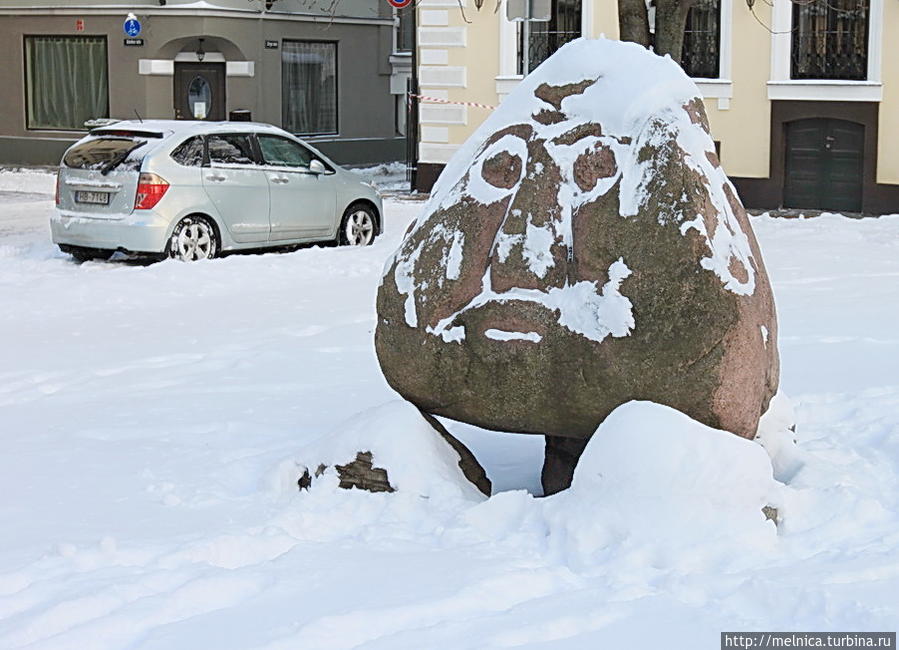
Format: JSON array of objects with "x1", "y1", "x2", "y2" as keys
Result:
[
  {"x1": 877, "y1": 0, "x2": 899, "y2": 185},
  {"x1": 420, "y1": 0, "x2": 898, "y2": 194},
  {"x1": 444, "y1": 4, "x2": 498, "y2": 152},
  {"x1": 703, "y1": 1, "x2": 772, "y2": 179},
  {"x1": 417, "y1": 0, "x2": 621, "y2": 164}
]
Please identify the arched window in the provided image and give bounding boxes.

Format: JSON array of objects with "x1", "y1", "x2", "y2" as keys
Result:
[{"x1": 791, "y1": 0, "x2": 869, "y2": 80}]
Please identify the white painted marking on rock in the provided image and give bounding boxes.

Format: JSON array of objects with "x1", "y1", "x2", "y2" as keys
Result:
[{"x1": 484, "y1": 329, "x2": 543, "y2": 343}]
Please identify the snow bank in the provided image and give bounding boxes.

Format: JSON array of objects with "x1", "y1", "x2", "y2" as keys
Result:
[
  {"x1": 278, "y1": 400, "x2": 487, "y2": 504},
  {"x1": 2, "y1": 185, "x2": 898, "y2": 645},
  {"x1": 756, "y1": 391, "x2": 805, "y2": 483},
  {"x1": 467, "y1": 401, "x2": 780, "y2": 572}
]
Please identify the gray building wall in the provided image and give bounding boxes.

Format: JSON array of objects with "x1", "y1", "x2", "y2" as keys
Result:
[{"x1": 0, "y1": 4, "x2": 404, "y2": 165}]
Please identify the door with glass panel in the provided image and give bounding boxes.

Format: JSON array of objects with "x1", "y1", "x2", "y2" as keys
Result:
[
  {"x1": 256, "y1": 134, "x2": 336, "y2": 241},
  {"x1": 174, "y1": 63, "x2": 225, "y2": 121}
]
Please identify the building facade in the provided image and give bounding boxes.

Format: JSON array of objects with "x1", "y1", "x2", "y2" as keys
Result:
[
  {"x1": 0, "y1": 0, "x2": 412, "y2": 166},
  {"x1": 413, "y1": 0, "x2": 899, "y2": 214}
]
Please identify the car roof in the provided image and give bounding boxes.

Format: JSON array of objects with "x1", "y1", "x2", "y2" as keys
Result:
[{"x1": 90, "y1": 120, "x2": 293, "y2": 140}]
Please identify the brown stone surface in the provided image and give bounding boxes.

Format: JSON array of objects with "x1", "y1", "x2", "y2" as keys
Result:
[
  {"x1": 376, "y1": 44, "x2": 779, "y2": 492},
  {"x1": 542, "y1": 435, "x2": 591, "y2": 496}
]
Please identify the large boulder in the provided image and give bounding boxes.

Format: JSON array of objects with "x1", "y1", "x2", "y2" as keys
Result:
[{"x1": 376, "y1": 39, "x2": 779, "y2": 490}]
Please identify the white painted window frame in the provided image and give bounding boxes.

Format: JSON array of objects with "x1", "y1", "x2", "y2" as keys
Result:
[
  {"x1": 767, "y1": 0, "x2": 883, "y2": 102},
  {"x1": 692, "y1": 0, "x2": 733, "y2": 110}
]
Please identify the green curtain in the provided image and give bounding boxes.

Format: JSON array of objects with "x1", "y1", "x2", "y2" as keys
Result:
[
  {"x1": 26, "y1": 36, "x2": 109, "y2": 130},
  {"x1": 281, "y1": 41, "x2": 337, "y2": 135}
]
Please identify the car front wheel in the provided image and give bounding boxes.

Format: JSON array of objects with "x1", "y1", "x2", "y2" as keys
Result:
[
  {"x1": 339, "y1": 204, "x2": 377, "y2": 246},
  {"x1": 168, "y1": 215, "x2": 218, "y2": 262}
]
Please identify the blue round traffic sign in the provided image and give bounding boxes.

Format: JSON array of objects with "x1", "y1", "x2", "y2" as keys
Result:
[{"x1": 124, "y1": 16, "x2": 141, "y2": 38}]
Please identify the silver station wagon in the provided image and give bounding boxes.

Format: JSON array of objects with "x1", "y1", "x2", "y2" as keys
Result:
[{"x1": 51, "y1": 121, "x2": 383, "y2": 262}]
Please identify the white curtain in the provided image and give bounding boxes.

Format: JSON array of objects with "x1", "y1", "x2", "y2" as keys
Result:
[
  {"x1": 26, "y1": 36, "x2": 108, "y2": 130},
  {"x1": 282, "y1": 41, "x2": 337, "y2": 135}
]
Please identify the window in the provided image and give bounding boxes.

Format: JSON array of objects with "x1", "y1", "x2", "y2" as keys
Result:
[
  {"x1": 518, "y1": 0, "x2": 582, "y2": 74},
  {"x1": 792, "y1": 0, "x2": 869, "y2": 80},
  {"x1": 282, "y1": 41, "x2": 337, "y2": 136},
  {"x1": 25, "y1": 36, "x2": 109, "y2": 130},
  {"x1": 396, "y1": 7, "x2": 414, "y2": 53},
  {"x1": 171, "y1": 136, "x2": 205, "y2": 167},
  {"x1": 258, "y1": 134, "x2": 313, "y2": 168},
  {"x1": 207, "y1": 134, "x2": 256, "y2": 165},
  {"x1": 682, "y1": 0, "x2": 721, "y2": 78},
  {"x1": 63, "y1": 137, "x2": 146, "y2": 172}
]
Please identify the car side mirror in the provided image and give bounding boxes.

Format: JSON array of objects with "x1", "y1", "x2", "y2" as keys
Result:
[{"x1": 309, "y1": 159, "x2": 326, "y2": 175}]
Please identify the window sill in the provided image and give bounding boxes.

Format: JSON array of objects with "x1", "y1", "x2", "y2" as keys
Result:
[
  {"x1": 767, "y1": 80, "x2": 882, "y2": 102},
  {"x1": 693, "y1": 79, "x2": 733, "y2": 99},
  {"x1": 495, "y1": 75, "x2": 523, "y2": 98},
  {"x1": 389, "y1": 53, "x2": 412, "y2": 75}
]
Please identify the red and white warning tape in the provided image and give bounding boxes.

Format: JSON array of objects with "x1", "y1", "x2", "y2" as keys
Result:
[{"x1": 409, "y1": 94, "x2": 496, "y2": 110}]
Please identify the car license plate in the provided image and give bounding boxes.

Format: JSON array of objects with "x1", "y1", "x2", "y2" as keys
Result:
[{"x1": 75, "y1": 190, "x2": 111, "y2": 205}]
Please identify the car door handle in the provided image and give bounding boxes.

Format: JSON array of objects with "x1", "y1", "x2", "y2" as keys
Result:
[
  {"x1": 206, "y1": 173, "x2": 227, "y2": 182},
  {"x1": 270, "y1": 176, "x2": 289, "y2": 184}
]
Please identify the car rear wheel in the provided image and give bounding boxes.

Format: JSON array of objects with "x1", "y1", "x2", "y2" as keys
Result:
[
  {"x1": 339, "y1": 204, "x2": 377, "y2": 246},
  {"x1": 168, "y1": 215, "x2": 218, "y2": 262}
]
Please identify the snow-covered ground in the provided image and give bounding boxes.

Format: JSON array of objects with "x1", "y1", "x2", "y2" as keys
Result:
[{"x1": 0, "y1": 168, "x2": 897, "y2": 648}]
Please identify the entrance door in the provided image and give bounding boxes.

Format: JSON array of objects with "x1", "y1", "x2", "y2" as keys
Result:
[
  {"x1": 174, "y1": 63, "x2": 226, "y2": 121},
  {"x1": 784, "y1": 118, "x2": 864, "y2": 212}
]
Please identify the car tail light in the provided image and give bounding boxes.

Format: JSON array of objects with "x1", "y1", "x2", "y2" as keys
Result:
[
  {"x1": 55, "y1": 171, "x2": 61, "y2": 206},
  {"x1": 134, "y1": 173, "x2": 169, "y2": 210}
]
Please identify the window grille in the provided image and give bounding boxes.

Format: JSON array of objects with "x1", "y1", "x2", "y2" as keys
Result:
[
  {"x1": 792, "y1": 0, "x2": 869, "y2": 80},
  {"x1": 518, "y1": 0, "x2": 582, "y2": 74},
  {"x1": 681, "y1": 0, "x2": 721, "y2": 78}
]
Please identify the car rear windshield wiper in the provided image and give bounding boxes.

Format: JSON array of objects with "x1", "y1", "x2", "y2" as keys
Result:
[{"x1": 100, "y1": 140, "x2": 147, "y2": 175}]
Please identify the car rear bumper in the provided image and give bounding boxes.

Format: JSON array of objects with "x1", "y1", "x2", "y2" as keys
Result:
[{"x1": 50, "y1": 209, "x2": 172, "y2": 253}]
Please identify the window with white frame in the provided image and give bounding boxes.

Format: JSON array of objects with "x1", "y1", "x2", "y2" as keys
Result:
[
  {"x1": 682, "y1": 0, "x2": 721, "y2": 78},
  {"x1": 791, "y1": 0, "x2": 869, "y2": 80},
  {"x1": 517, "y1": 0, "x2": 582, "y2": 74}
]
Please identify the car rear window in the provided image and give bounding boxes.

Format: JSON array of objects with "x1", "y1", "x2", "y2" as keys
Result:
[{"x1": 63, "y1": 137, "x2": 148, "y2": 174}]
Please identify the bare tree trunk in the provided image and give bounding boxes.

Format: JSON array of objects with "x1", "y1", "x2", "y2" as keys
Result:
[
  {"x1": 618, "y1": 0, "x2": 651, "y2": 48},
  {"x1": 653, "y1": 0, "x2": 697, "y2": 64}
]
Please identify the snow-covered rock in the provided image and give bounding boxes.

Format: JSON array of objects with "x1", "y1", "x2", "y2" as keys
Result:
[
  {"x1": 376, "y1": 38, "x2": 779, "y2": 493},
  {"x1": 286, "y1": 400, "x2": 491, "y2": 501}
]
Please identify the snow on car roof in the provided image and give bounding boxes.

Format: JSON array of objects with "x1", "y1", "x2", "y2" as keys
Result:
[{"x1": 90, "y1": 120, "x2": 290, "y2": 140}]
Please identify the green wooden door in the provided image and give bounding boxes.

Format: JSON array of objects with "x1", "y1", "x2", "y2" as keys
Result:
[{"x1": 784, "y1": 118, "x2": 864, "y2": 212}]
